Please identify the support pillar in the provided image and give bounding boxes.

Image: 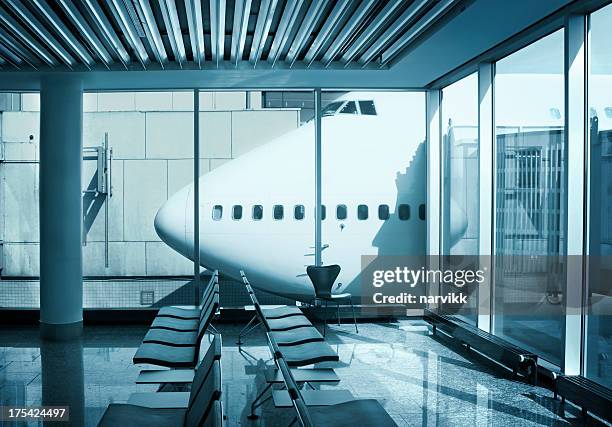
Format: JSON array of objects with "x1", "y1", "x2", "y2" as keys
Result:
[{"x1": 39, "y1": 75, "x2": 83, "y2": 340}]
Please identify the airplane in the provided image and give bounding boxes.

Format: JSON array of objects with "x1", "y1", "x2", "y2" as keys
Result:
[{"x1": 154, "y1": 91, "x2": 469, "y2": 301}]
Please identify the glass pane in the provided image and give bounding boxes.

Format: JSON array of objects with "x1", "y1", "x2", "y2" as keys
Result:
[
  {"x1": 359, "y1": 101, "x2": 377, "y2": 116},
  {"x1": 213, "y1": 205, "x2": 223, "y2": 220},
  {"x1": 253, "y1": 205, "x2": 263, "y2": 220},
  {"x1": 398, "y1": 204, "x2": 410, "y2": 220},
  {"x1": 294, "y1": 205, "x2": 305, "y2": 220},
  {"x1": 357, "y1": 204, "x2": 368, "y2": 220},
  {"x1": 586, "y1": 3, "x2": 612, "y2": 389},
  {"x1": 232, "y1": 205, "x2": 242, "y2": 220},
  {"x1": 336, "y1": 204, "x2": 347, "y2": 220},
  {"x1": 378, "y1": 204, "x2": 390, "y2": 220},
  {"x1": 273, "y1": 205, "x2": 284, "y2": 220},
  {"x1": 493, "y1": 30, "x2": 565, "y2": 365},
  {"x1": 340, "y1": 101, "x2": 357, "y2": 114}
]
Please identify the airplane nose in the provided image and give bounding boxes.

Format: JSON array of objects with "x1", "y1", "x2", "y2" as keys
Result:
[{"x1": 154, "y1": 188, "x2": 188, "y2": 254}]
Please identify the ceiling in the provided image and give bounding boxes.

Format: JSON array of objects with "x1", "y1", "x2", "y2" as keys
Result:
[
  {"x1": 0, "y1": 0, "x2": 464, "y2": 71},
  {"x1": 0, "y1": 0, "x2": 584, "y2": 90}
]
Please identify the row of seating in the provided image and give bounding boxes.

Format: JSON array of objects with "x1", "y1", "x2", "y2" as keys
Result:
[
  {"x1": 241, "y1": 270, "x2": 397, "y2": 426},
  {"x1": 98, "y1": 272, "x2": 223, "y2": 426}
]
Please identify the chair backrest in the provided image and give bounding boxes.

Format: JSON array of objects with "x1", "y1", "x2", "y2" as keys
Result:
[
  {"x1": 306, "y1": 264, "x2": 341, "y2": 298},
  {"x1": 198, "y1": 271, "x2": 218, "y2": 310},
  {"x1": 185, "y1": 361, "x2": 221, "y2": 427},
  {"x1": 189, "y1": 334, "x2": 222, "y2": 407},
  {"x1": 201, "y1": 400, "x2": 222, "y2": 427},
  {"x1": 197, "y1": 292, "x2": 219, "y2": 341}
]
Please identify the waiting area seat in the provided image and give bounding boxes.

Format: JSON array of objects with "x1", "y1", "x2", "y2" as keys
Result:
[
  {"x1": 555, "y1": 375, "x2": 612, "y2": 421},
  {"x1": 424, "y1": 309, "x2": 538, "y2": 384},
  {"x1": 98, "y1": 334, "x2": 223, "y2": 427}
]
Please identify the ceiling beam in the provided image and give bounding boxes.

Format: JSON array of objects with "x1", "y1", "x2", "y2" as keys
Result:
[
  {"x1": 105, "y1": 0, "x2": 150, "y2": 67},
  {"x1": 230, "y1": 0, "x2": 251, "y2": 65},
  {"x1": 159, "y1": 0, "x2": 186, "y2": 66},
  {"x1": 340, "y1": 0, "x2": 404, "y2": 65},
  {"x1": 358, "y1": 0, "x2": 430, "y2": 67},
  {"x1": 381, "y1": 0, "x2": 461, "y2": 66},
  {"x1": 134, "y1": 0, "x2": 168, "y2": 67},
  {"x1": 249, "y1": 0, "x2": 278, "y2": 66},
  {"x1": 285, "y1": 0, "x2": 326, "y2": 67},
  {"x1": 0, "y1": 4, "x2": 56, "y2": 67},
  {"x1": 303, "y1": 0, "x2": 350, "y2": 66},
  {"x1": 320, "y1": 0, "x2": 375, "y2": 67},
  {"x1": 267, "y1": 0, "x2": 303, "y2": 67},
  {"x1": 82, "y1": 0, "x2": 131, "y2": 67},
  {"x1": 4, "y1": 0, "x2": 76, "y2": 67},
  {"x1": 57, "y1": 0, "x2": 113, "y2": 67},
  {"x1": 0, "y1": 30, "x2": 38, "y2": 68},
  {"x1": 185, "y1": 0, "x2": 205, "y2": 67}
]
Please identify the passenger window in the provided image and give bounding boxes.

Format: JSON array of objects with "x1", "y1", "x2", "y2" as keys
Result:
[
  {"x1": 398, "y1": 204, "x2": 410, "y2": 220},
  {"x1": 273, "y1": 205, "x2": 284, "y2": 220},
  {"x1": 357, "y1": 204, "x2": 368, "y2": 220},
  {"x1": 359, "y1": 100, "x2": 377, "y2": 115},
  {"x1": 212, "y1": 205, "x2": 222, "y2": 220},
  {"x1": 336, "y1": 204, "x2": 347, "y2": 220},
  {"x1": 340, "y1": 101, "x2": 357, "y2": 114},
  {"x1": 419, "y1": 204, "x2": 426, "y2": 220},
  {"x1": 321, "y1": 205, "x2": 326, "y2": 220},
  {"x1": 378, "y1": 204, "x2": 390, "y2": 220},
  {"x1": 294, "y1": 205, "x2": 305, "y2": 220},
  {"x1": 252, "y1": 205, "x2": 263, "y2": 220},
  {"x1": 232, "y1": 205, "x2": 243, "y2": 220}
]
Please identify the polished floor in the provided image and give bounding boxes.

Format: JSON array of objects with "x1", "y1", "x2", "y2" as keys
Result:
[{"x1": 0, "y1": 319, "x2": 605, "y2": 426}]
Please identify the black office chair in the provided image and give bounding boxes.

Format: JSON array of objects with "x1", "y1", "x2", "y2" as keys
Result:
[{"x1": 306, "y1": 265, "x2": 358, "y2": 336}]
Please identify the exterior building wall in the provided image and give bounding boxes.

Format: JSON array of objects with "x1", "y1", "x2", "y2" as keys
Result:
[{"x1": 0, "y1": 91, "x2": 299, "y2": 278}]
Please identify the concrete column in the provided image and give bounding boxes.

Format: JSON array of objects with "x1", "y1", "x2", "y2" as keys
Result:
[{"x1": 39, "y1": 75, "x2": 83, "y2": 340}]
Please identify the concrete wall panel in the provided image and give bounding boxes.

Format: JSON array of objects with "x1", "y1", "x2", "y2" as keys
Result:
[
  {"x1": 20, "y1": 93, "x2": 39, "y2": 111},
  {"x1": 136, "y1": 92, "x2": 173, "y2": 111},
  {"x1": 123, "y1": 159, "x2": 167, "y2": 241},
  {"x1": 2, "y1": 112, "x2": 39, "y2": 143},
  {"x1": 83, "y1": 112, "x2": 145, "y2": 159},
  {"x1": 146, "y1": 112, "x2": 193, "y2": 159},
  {"x1": 210, "y1": 158, "x2": 230, "y2": 170},
  {"x1": 1, "y1": 163, "x2": 38, "y2": 242},
  {"x1": 231, "y1": 110, "x2": 298, "y2": 157},
  {"x1": 146, "y1": 242, "x2": 193, "y2": 276},
  {"x1": 3, "y1": 243, "x2": 39, "y2": 276},
  {"x1": 214, "y1": 92, "x2": 246, "y2": 110},
  {"x1": 82, "y1": 160, "x2": 124, "y2": 242},
  {"x1": 97, "y1": 92, "x2": 136, "y2": 111},
  {"x1": 172, "y1": 92, "x2": 194, "y2": 111},
  {"x1": 82, "y1": 241, "x2": 146, "y2": 276},
  {"x1": 200, "y1": 112, "x2": 231, "y2": 158}
]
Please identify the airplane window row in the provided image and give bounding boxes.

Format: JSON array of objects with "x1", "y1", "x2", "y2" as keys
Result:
[{"x1": 212, "y1": 204, "x2": 426, "y2": 221}]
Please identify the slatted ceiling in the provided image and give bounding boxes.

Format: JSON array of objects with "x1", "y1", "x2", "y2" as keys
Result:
[{"x1": 0, "y1": 0, "x2": 464, "y2": 71}]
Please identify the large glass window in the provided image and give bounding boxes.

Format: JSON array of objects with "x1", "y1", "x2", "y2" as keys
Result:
[
  {"x1": 441, "y1": 73, "x2": 479, "y2": 324},
  {"x1": 585, "y1": 3, "x2": 612, "y2": 389},
  {"x1": 493, "y1": 30, "x2": 566, "y2": 365}
]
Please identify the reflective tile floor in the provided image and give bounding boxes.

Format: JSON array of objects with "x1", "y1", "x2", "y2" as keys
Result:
[{"x1": 0, "y1": 319, "x2": 608, "y2": 426}]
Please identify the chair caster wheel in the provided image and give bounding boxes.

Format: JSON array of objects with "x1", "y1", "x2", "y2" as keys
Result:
[{"x1": 247, "y1": 414, "x2": 259, "y2": 420}]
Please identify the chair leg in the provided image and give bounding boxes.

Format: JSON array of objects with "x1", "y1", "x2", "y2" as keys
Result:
[
  {"x1": 323, "y1": 300, "x2": 328, "y2": 337},
  {"x1": 350, "y1": 300, "x2": 358, "y2": 333}
]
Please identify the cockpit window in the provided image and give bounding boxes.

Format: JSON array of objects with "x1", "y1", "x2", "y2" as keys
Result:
[
  {"x1": 340, "y1": 101, "x2": 357, "y2": 115},
  {"x1": 359, "y1": 100, "x2": 377, "y2": 115},
  {"x1": 212, "y1": 205, "x2": 222, "y2": 221},
  {"x1": 322, "y1": 101, "x2": 343, "y2": 117}
]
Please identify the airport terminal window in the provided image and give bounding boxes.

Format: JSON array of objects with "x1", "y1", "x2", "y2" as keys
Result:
[
  {"x1": 418, "y1": 204, "x2": 426, "y2": 221},
  {"x1": 273, "y1": 205, "x2": 284, "y2": 220},
  {"x1": 336, "y1": 204, "x2": 347, "y2": 220},
  {"x1": 212, "y1": 205, "x2": 223, "y2": 220},
  {"x1": 493, "y1": 29, "x2": 565, "y2": 365},
  {"x1": 398, "y1": 204, "x2": 410, "y2": 220},
  {"x1": 357, "y1": 204, "x2": 368, "y2": 220},
  {"x1": 322, "y1": 101, "x2": 343, "y2": 117},
  {"x1": 252, "y1": 205, "x2": 263, "y2": 221},
  {"x1": 340, "y1": 101, "x2": 357, "y2": 115},
  {"x1": 585, "y1": 3, "x2": 612, "y2": 389},
  {"x1": 359, "y1": 101, "x2": 377, "y2": 115},
  {"x1": 294, "y1": 205, "x2": 305, "y2": 220},
  {"x1": 378, "y1": 204, "x2": 390, "y2": 220},
  {"x1": 232, "y1": 205, "x2": 243, "y2": 220}
]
